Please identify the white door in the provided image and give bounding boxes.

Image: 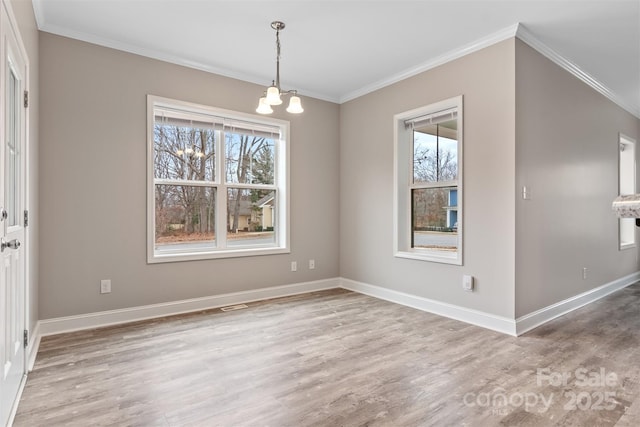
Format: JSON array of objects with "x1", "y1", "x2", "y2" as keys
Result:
[{"x1": 0, "y1": 3, "x2": 27, "y2": 425}]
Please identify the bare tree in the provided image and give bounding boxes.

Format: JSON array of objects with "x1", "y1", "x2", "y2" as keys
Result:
[
  {"x1": 413, "y1": 146, "x2": 457, "y2": 183},
  {"x1": 412, "y1": 131, "x2": 457, "y2": 231},
  {"x1": 225, "y1": 134, "x2": 273, "y2": 233},
  {"x1": 413, "y1": 188, "x2": 449, "y2": 230},
  {"x1": 154, "y1": 124, "x2": 215, "y2": 238},
  {"x1": 154, "y1": 124, "x2": 275, "y2": 240}
]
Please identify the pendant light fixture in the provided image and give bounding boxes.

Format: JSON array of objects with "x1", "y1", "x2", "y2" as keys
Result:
[{"x1": 256, "y1": 21, "x2": 304, "y2": 115}]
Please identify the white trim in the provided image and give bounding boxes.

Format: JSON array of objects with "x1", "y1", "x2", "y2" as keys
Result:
[
  {"x1": 340, "y1": 278, "x2": 517, "y2": 336},
  {"x1": 340, "y1": 24, "x2": 519, "y2": 103},
  {"x1": 26, "y1": 321, "x2": 40, "y2": 372},
  {"x1": 344, "y1": 22, "x2": 639, "y2": 117},
  {"x1": 147, "y1": 95, "x2": 291, "y2": 264},
  {"x1": 32, "y1": 9, "x2": 335, "y2": 103},
  {"x1": 2, "y1": 0, "x2": 32, "y2": 354},
  {"x1": 395, "y1": 250, "x2": 460, "y2": 265},
  {"x1": 393, "y1": 96, "x2": 464, "y2": 265},
  {"x1": 6, "y1": 373, "x2": 26, "y2": 427},
  {"x1": 31, "y1": 0, "x2": 46, "y2": 29},
  {"x1": 515, "y1": 271, "x2": 640, "y2": 335},
  {"x1": 619, "y1": 242, "x2": 636, "y2": 251},
  {"x1": 515, "y1": 24, "x2": 639, "y2": 119},
  {"x1": 28, "y1": 272, "x2": 640, "y2": 345},
  {"x1": 618, "y1": 133, "x2": 637, "y2": 250},
  {"x1": 30, "y1": 6, "x2": 639, "y2": 118},
  {"x1": 39, "y1": 278, "x2": 340, "y2": 336},
  {"x1": 1, "y1": 3, "x2": 32, "y2": 426}
]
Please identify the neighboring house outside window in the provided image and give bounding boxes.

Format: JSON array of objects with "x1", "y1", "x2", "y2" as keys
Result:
[{"x1": 446, "y1": 189, "x2": 458, "y2": 230}]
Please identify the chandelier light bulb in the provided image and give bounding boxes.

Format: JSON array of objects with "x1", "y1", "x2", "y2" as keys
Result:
[
  {"x1": 256, "y1": 96, "x2": 274, "y2": 114},
  {"x1": 286, "y1": 95, "x2": 304, "y2": 114},
  {"x1": 265, "y1": 85, "x2": 282, "y2": 105}
]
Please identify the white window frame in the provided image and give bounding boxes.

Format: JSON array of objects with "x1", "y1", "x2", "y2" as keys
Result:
[
  {"x1": 618, "y1": 133, "x2": 636, "y2": 250},
  {"x1": 147, "y1": 95, "x2": 290, "y2": 263},
  {"x1": 393, "y1": 95, "x2": 463, "y2": 265}
]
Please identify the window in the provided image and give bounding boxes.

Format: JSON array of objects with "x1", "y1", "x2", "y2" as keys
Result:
[
  {"x1": 147, "y1": 96, "x2": 289, "y2": 263},
  {"x1": 619, "y1": 133, "x2": 636, "y2": 250},
  {"x1": 394, "y1": 96, "x2": 463, "y2": 264}
]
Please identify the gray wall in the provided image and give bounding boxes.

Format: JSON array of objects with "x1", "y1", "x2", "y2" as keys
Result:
[
  {"x1": 38, "y1": 33, "x2": 340, "y2": 319},
  {"x1": 36, "y1": 31, "x2": 640, "y2": 323},
  {"x1": 10, "y1": 0, "x2": 39, "y2": 334},
  {"x1": 340, "y1": 40, "x2": 517, "y2": 318},
  {"x1": 514, "y1": 39, "x2": 640, "y2": 317}
]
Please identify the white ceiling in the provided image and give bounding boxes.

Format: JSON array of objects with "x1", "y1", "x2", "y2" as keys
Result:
[{"x1": 33, "y1": 0, "x2": 640, "y2": 116}]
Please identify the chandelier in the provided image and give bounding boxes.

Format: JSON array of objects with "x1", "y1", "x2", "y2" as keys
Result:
[{"x1": 256, "y1": 21, "x2": 304, "y2": 115}]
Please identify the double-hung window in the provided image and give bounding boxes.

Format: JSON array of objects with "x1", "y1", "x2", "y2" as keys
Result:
[
  {"x1": 147, "y1": 95, "x2": 289, "y2": 263},
  {"x1": 394, "y1": 96, "x2": 463, "y2": 264}
]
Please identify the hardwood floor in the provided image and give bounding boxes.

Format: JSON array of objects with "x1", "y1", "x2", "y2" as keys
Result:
[{"x1": 14, "y1": 285, "x2": 640, "y2": 426}]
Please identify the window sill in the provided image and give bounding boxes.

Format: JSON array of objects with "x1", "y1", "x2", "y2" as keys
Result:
[
  {"x1": 148, "y1": 246, "x2": 290, "y2": 264},
  {"x1": 395, "y1": 249, "x2": 462, "y2": 265},
  {"x1": 619, "y1": 242, "x2": 636, "y2": 251}
]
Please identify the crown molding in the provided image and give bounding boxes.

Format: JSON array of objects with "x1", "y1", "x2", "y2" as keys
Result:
[
  {"x1": 31, "y1": 0, "x2": 46, "y2": 29},
  {"x1": 31, "y1": 0, "x2": 639, "y2": 116},
  {"x1": 32, "y1": 0, "x2": 337, "y2": 103},
  {"x1": 339, "y1": 23, "x2": 520, "y2": 104},
  {"x1": 515, "y1": 24, "x2": 639, "y2": 119},
  {"x1": 342, "y1": 23, "x2": 639, "y2": 118},
  {"x1": 37, "y1": 24, "x2": 337, "y2": 104}
]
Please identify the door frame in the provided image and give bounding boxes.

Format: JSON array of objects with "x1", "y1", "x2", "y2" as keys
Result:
[{"x1": 2, "y1": 0, "x2": 31, "y2": 424}]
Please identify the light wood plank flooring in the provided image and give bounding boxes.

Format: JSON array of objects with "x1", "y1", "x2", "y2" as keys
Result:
[{"x1": 14, "y1": 285, "x2": 640, "y2": 426}]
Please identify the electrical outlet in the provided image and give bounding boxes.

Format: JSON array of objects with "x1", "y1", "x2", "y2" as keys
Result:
[
  {"x1": 291, "y1": 261, "x2": 297, "y2": 272},
  {"x1": 462, "y1": 275, "x2": 474, "y2": 292},
  {"x1": 309, "y1": 259, "x2": 315, "y2": 270},
  {"x1": 100, "y1": 279, "x2": 111, "y2": 294}
]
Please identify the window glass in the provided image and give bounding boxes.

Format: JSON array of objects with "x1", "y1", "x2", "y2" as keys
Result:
[
  {"x1": 225, "y1": 133, "x2": 275, "y2": 185},
  {"x1": 412, "y1": 187, "x2": 458, "y2": 251},
  {"x1": 155, "y1": 185, "x2": 216, "y2": 251},
  {"x1": 148, "y1": 96, "x2": 289, "y2": 262},
  {"x1": 227, "y1": 188, "x2": 276, "y2": 246},
  {"x1": 413, "y1": 121, "x2": 458, "y2": 184}
]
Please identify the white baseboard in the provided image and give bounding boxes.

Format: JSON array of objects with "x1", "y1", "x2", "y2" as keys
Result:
[
  {"x1": 38, "y1": 278, "x2": 340, "y2": 337},
  {"x1": 26, "y1": 321, "x2": 41, "y2": 371},
  {"x1": 340, "y1": 278, "x2": 518, "y2": 336},
  {"x1": 31, "y1": 271, "x2": 640, "y2": 345},
  {"x1": 515, "y1": 271, "x2": 640, "y2": 335}
]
